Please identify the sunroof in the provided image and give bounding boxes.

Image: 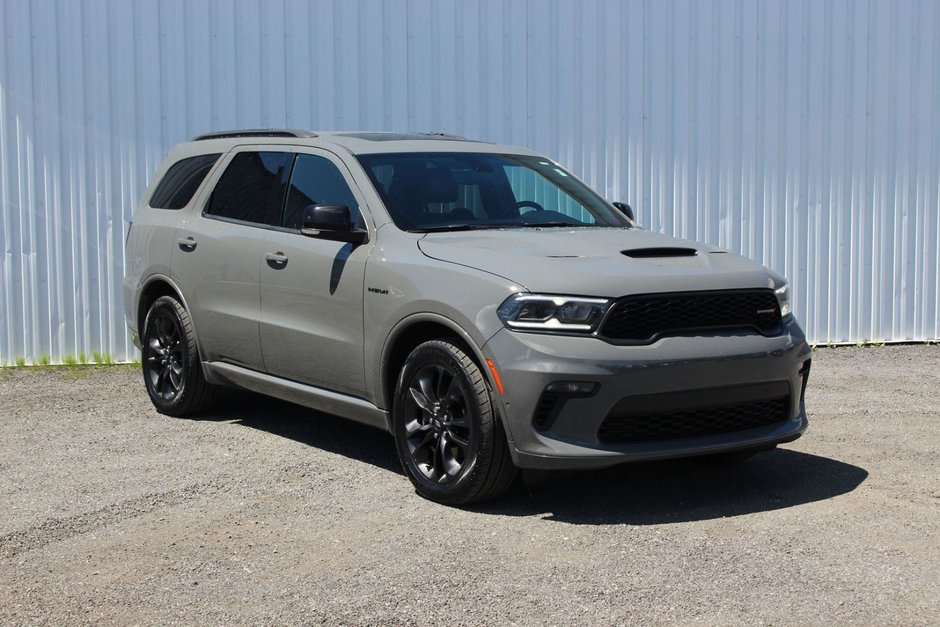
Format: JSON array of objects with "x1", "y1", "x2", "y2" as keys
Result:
[{"x1": 336, "y1": 132, "x2": 469, "y2": 142}]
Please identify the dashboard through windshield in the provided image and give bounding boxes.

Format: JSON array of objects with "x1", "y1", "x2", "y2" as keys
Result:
[{"x1": 356, "y1": 152, "x2": 630, "y2": 232}]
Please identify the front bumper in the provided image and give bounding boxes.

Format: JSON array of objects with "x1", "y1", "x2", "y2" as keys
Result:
[{"x1": 483, "y1": 319, "x2": 811, "y2": 470}]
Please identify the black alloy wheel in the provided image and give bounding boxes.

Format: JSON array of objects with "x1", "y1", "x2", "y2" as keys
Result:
[
  {"x1": 393, "y1": 339, "x2": 517, "y2": 505},
  {"x1": 144, "y1": 307, "x2": 185, "y2": 402},
  {"x1": 141, "y1": 295, "x2": 218, "y2": 417},
  {"x1": 403, "y1": 362, "x2": 475, "y2": 483}
]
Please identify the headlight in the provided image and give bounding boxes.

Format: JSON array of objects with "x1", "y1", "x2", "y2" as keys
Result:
[
  {"x1": 497, "y1": 294, "x2": 612, "y2": 333},
  {"x1": 775, "y1": 283, "x2": 792, "y2": 318}
]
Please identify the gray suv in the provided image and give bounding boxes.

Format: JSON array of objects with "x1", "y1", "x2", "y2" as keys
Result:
[{"x1": 124, "y1": 129, "x2": 811, "y2": 505}]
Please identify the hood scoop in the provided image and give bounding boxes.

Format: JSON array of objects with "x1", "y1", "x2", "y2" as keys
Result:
[{"x1": 622, "y1": 247, "x2": 698, "y2": 259}]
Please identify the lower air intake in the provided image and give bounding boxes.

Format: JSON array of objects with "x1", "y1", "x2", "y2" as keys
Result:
[{"x1": 598, "y1": 382, "x2": 791, "y2": 444}]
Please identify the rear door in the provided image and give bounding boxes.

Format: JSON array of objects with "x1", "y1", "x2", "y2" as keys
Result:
[
  {"x1": 171, "y1": 149, "x2": 292, "y2": 369},
  {"x1": 259, "y1": 149, "x2": 371, "y2": 396}
]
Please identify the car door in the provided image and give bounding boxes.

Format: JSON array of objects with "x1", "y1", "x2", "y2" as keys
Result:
[
  {"x1": 172, "y1": 149, "x2": 292, "y2": 369},
  {"x1": 259, "y1": 149, "x2": 371, "y2": 396}
]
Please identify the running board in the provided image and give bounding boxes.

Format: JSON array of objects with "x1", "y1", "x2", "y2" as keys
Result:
[{"x1": 203, "y1": 361, "x2": 390, "y2": 432}]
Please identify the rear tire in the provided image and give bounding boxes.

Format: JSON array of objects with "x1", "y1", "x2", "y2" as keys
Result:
[
  {"x1": 141, "y1": 295, "x2": 219, "y2": 417},
  {"x1": 392, "y1": 339, "x2": 517, "y2": 505}
]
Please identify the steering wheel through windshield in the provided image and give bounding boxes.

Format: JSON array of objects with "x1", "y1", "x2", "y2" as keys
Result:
[{"x1": 513, "y1": 200, "x2": 546, "y2": 214}]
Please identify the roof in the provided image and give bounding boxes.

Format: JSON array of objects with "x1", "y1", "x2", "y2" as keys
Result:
[{"x1": 173, "y1": 129, "x2": 540, "y2": 159}]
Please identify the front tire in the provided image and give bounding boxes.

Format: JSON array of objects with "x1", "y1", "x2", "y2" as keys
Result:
[
  {"x1": 392, "y1": 339, "x2": 517, "y2": 505},
  {"x1": 141, "y1": 295, "x2": 218, "y2": 417}
]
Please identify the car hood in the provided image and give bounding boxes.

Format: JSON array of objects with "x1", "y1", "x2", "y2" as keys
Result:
[{"x1": 417, "y1": 228, "x2": 776, "y2": 296}]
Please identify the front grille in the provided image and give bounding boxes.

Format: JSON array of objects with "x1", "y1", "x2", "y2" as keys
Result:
[
  {"x1": 598, "y1": 396, "x2": 790, "y2": 444},
  {"x1": 598, "y1": 289, "x2": 783, "y2": 343}
]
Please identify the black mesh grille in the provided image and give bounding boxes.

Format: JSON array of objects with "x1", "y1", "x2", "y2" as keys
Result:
[
  {"x1": 599, "y1": 289, "x2": 783, "y2": 343},
  {"x1": 598, "y1": 396, "x2": 790, "y2": 444}
]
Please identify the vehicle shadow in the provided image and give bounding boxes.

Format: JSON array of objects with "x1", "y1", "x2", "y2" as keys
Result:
[
  {"x1": 476, "y1": 449, "x2": 869, "y2": 525},
  {"x1": 201, "y1": 390, "x2": 403, "y2": 475},
  {"x1": 201, "y1": 391, "x2": 867, "y2": 525}
]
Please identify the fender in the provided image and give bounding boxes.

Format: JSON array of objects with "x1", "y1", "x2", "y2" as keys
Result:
[
  {"x1": 378, "y1": 312, "x2": 502, "y2": 413},
  {"x1": 138, "y1": 273, "x2": 210, "y2": 378}
]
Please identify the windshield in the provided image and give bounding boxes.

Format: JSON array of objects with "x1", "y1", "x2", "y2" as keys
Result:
[{"x1": 356, "y1": 152, "x2": 631, "y2": 232}]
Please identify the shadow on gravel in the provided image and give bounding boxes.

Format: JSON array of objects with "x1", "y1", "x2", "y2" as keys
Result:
[
  {"x1": 475, "y1": 449, "x2": 868, "y2": 525},
  {"x1": 194, "y1": 392, "x2": 867, "y2": 524},
  {"x1": 199, "y1": 390, "x2": 403, "y2": 475}
]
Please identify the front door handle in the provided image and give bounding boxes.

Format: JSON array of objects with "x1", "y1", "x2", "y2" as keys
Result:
[
  {"x1": 265, "y1": 252, "x2": 289, "y2": 268},
  {"x1": 177, "y1": 236, "x2": 197, "y2": 251}
]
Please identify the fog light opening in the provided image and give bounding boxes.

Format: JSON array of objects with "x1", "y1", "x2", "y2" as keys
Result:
[
  {"x1": 545, "y1": 381, "x2": 598, "y2": 396},
  {"x1": 532, "y1": 381, "x2": 599, "y2": 432},
  {"x1": 799, "y1": 359, "x2": 811, "y2": 403}
]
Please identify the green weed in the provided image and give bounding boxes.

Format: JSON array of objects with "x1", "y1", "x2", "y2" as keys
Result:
[{"x1": 91, "y1": 351, "x2": 115, "y2": 365}]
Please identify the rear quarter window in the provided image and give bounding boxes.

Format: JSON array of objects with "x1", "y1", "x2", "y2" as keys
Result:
[{"x1": 149, "y1": 153, "x2": 221, "y2": 209}]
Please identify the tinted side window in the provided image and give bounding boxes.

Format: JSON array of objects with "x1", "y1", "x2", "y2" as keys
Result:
[
  {"x1": 149, "y1": 153, "x2": 220, "y2": 209},
  {"x1": 207, "y1": 152, "x2": 293, "y2": 224},
  {"x1": 283, "y1": 155, "x2": 360, "y2": 230}
]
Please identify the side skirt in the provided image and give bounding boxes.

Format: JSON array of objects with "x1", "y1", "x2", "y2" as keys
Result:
[{"x1": 203, "y1": 361, "x2": 391, "y2": 432}]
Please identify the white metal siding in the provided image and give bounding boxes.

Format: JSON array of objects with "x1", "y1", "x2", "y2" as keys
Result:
[{"x1": 1, "y1": 0, "x2": 938, "y2": 363}]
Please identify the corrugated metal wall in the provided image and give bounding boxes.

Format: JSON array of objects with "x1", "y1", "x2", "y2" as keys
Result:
[{"x1": 1, "y1": 0, "x2": 938, "y2": 364}]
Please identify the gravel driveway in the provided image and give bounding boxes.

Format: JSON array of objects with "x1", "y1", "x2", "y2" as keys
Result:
[{"x1": 1, "y1": 345, "x2": 938, "y2": 625}]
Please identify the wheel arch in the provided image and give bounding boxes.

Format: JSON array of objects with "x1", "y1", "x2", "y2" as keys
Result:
[
  {"x1": 380, "y1": 314, "x2": 497, "y2": 415},
  {"x1": 137, "y1": 275, "x2": 192, "y2": 341}
]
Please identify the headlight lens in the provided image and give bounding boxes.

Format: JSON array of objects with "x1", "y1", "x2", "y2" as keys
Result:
[
  {"x1": 497, "y1": 294, "x2": 612, "y2": 332},
  {"x1": 775, "y1": 283, "x2": 792, "y2": 318}
]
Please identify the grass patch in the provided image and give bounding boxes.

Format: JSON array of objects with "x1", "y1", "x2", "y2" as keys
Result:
[
  {"x1": 3, "y1": 350, "x2": 133, "y2": 371},
  {"x1": 814, "y1": 340, "x2": 889, "y2": 350},
  {"x1": 92, "y1": 350, "x2": 114, "y2": 365},
  {"x1": 117, "y1": 361, "x2": 141, "y2": 373}
]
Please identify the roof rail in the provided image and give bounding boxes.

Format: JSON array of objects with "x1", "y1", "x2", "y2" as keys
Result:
[{"x1": 192, "y1": 128, "x2": 317, "y2": 141}]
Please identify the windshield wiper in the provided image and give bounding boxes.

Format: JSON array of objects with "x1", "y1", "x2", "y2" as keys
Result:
[
  {"x1": 409, "y1": 223, "x2": 504, "y2": 233},
  {"x1": 520, "y1": 221, "x2": 599, "y2": 228},
  {"x1": 410, "y1": 221, "x2": 605, "y2": 233}
]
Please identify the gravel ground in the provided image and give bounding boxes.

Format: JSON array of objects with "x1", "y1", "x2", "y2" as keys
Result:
[{"x1": 0, "y1": 345, "x2": 938, "y2": 625}]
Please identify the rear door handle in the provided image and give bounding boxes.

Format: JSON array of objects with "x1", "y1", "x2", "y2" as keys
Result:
[
  {"x1": 265, "y1": 252, "x2": 289, "y2": 268},
  {"x1": 177, "y1": 237, "x2": 197, "y2": 251}
]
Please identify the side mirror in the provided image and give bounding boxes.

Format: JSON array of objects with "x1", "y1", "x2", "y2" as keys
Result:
[
  {"x1": 301, "y1": 205, "x2": 366, "y2": 244},
  {"x1": 612, "y1": 201, "x2": 635, "y2": 223}
]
